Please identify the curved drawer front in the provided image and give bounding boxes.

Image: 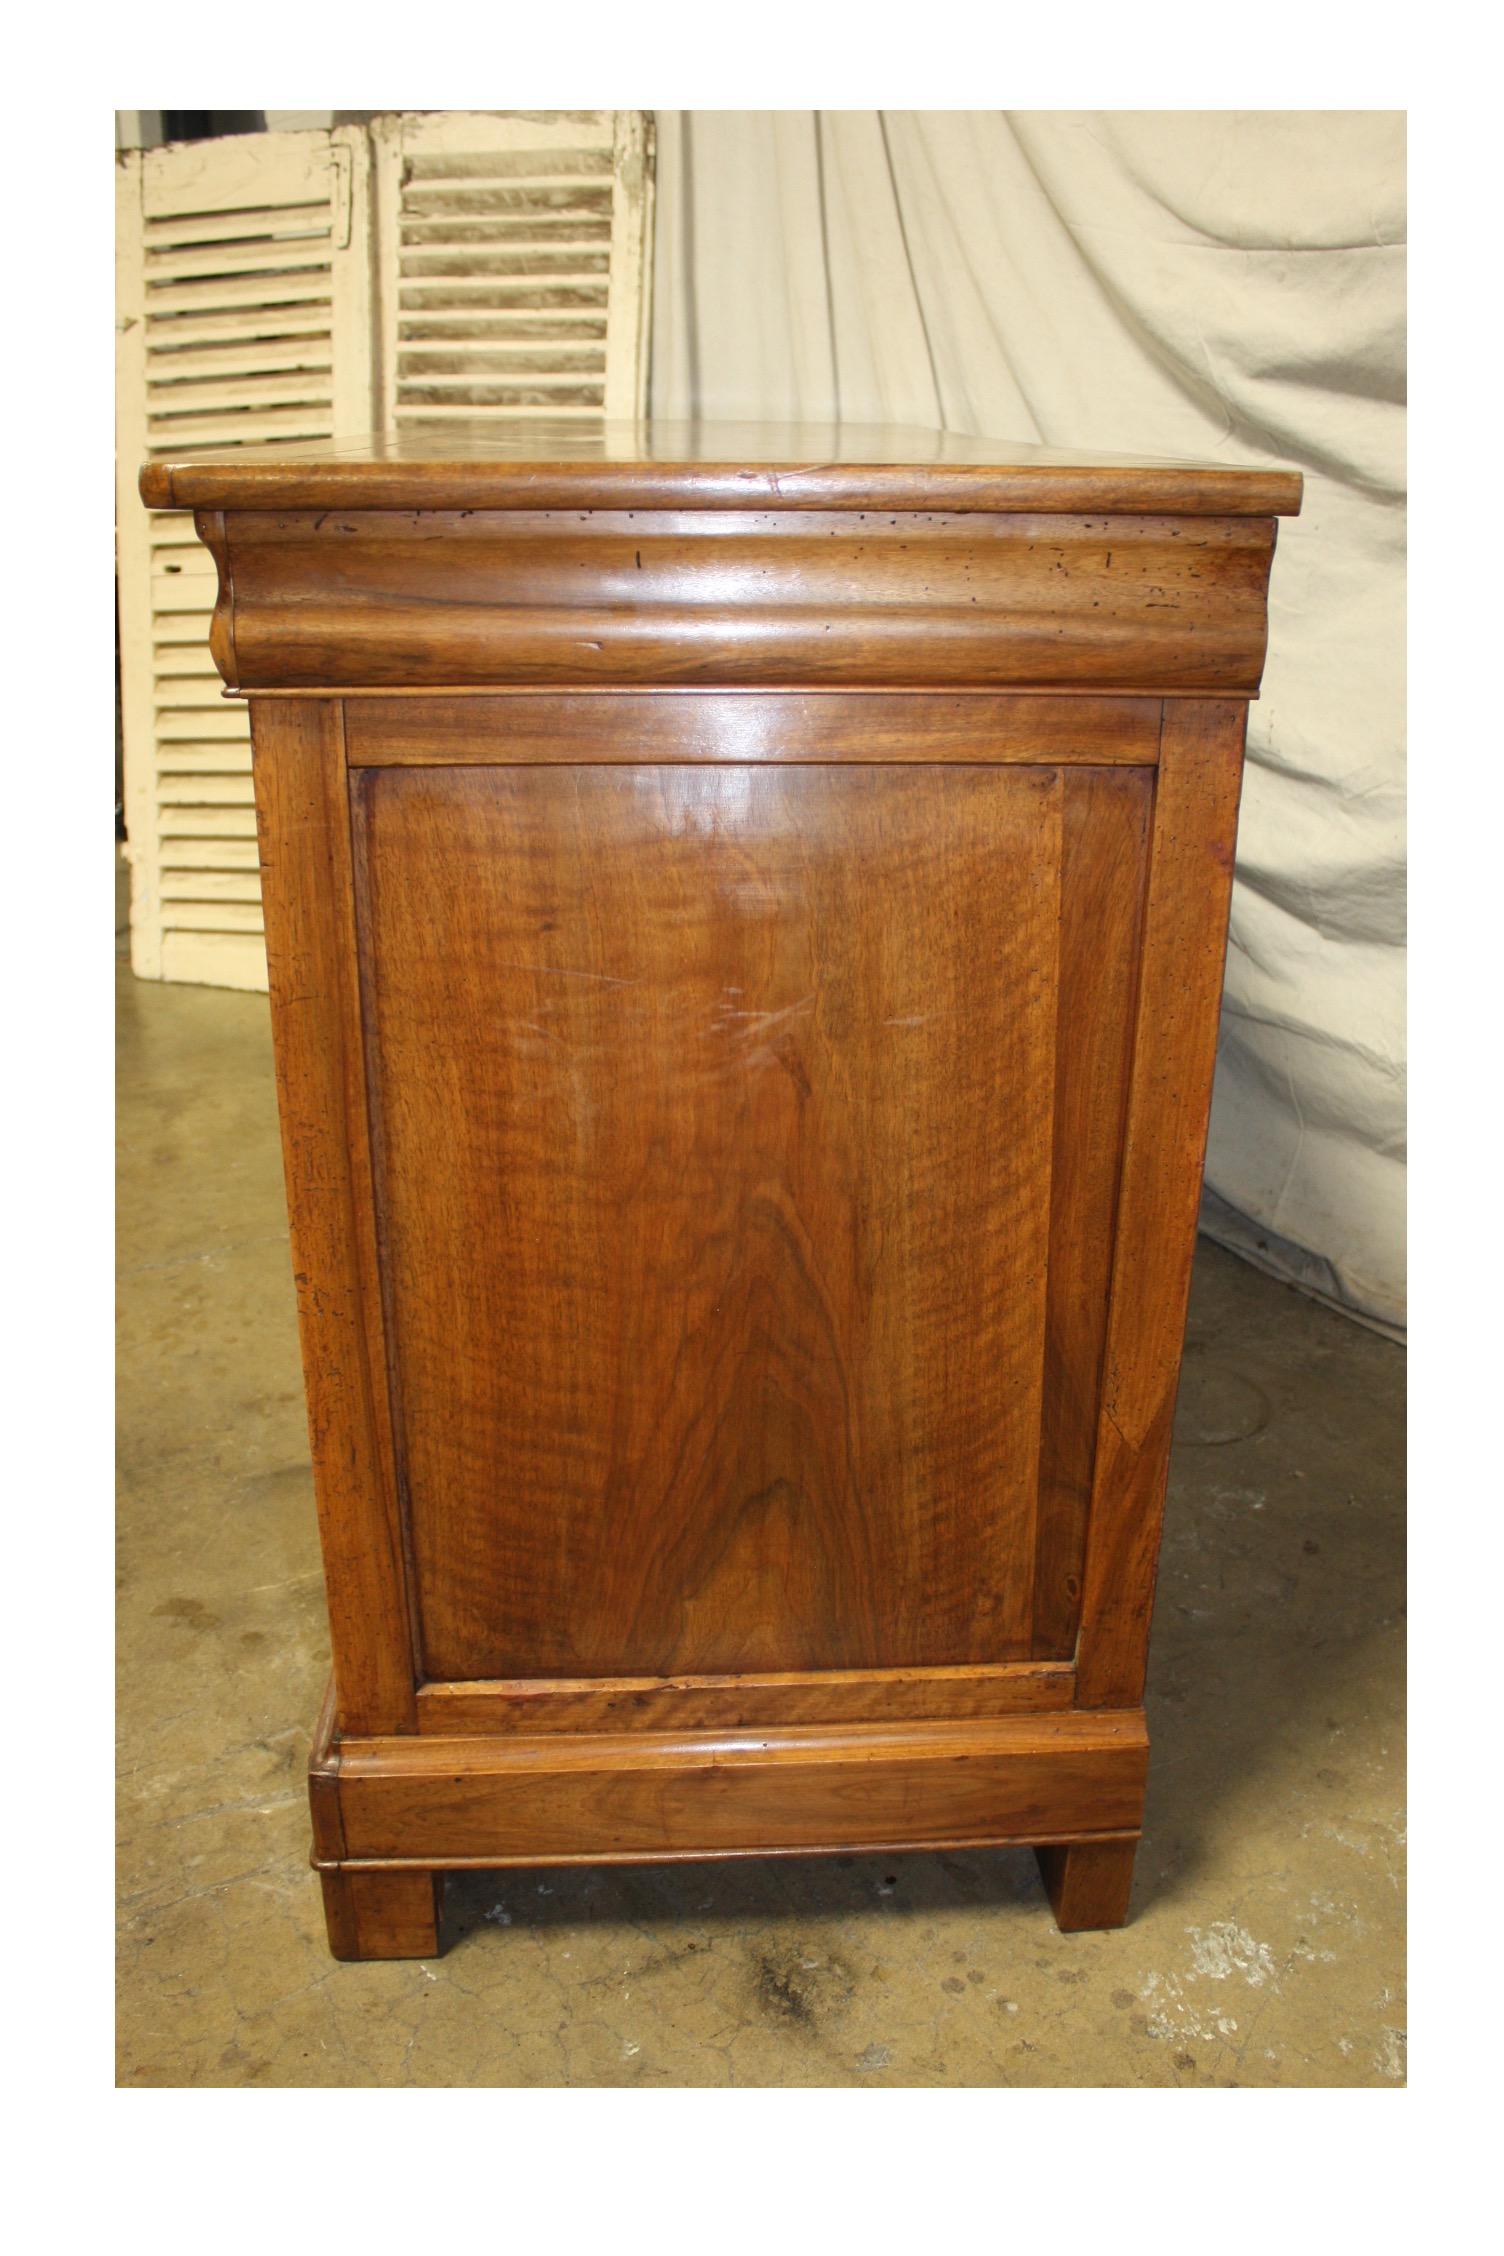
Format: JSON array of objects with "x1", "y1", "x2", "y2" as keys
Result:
[{"x1": 198, "y1": 505, "x2": 1280, "y2": 693}]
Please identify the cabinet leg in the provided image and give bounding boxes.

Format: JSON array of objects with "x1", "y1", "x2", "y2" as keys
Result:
[
  {"x1": 1036, "y1": 1840, "x2": 1137, "y2": 1932},
  {"x1": 319, "y1": 1868, "x2": 446, "y2": 1961}
]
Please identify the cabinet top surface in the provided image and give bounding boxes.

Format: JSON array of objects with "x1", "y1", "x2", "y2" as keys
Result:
[{"x1": 140, "y1": 418, "x2": 1303, "y2": 517}]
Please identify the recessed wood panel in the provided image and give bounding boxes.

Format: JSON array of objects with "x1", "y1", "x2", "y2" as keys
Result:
[{"x1": 353, "y1": 758, "x2": 1064, "y2": 1680}]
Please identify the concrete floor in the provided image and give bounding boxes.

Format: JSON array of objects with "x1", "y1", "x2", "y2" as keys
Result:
[{"x1": 116, "y1": 871, "x2": 1405, "y2": 2088}]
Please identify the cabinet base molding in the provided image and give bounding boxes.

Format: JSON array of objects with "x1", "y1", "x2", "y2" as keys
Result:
[{"x1": 309, "y1": 1693, "x2": 1148, "y2": 1957}]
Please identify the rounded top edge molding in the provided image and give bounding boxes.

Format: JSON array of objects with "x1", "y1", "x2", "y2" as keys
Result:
[{"x1": 139, "y1": 420, "x2": 1304, "y2": 519}]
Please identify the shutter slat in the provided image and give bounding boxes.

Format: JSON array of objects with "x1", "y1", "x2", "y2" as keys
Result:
[
  {"x1": 147, "y1": 370, "x2": 336, "y2": 412},
  {"x1": 160, "y1": 838, "x2": 261, "y2": 870},
  {"x1": 148, "y1": 513, "x2": 209, "y2": 542},
  {"x1": 142, "y1": 304, "x2": 336, "y2": 347},
  {"x1": 399, "y1": 251, "x2": 610, "y2": 278},
  {"x1": 160, "y1": 900, "x2": 266, "y2": 933},
  {"x1": 159, "y1": 871, "x2": 264, "y2": 901},
  {"x1": 400, "y1": 217, "x2": 613, "y2": 245},
  {"x1": 157, "y1": 808, "x2": 260, "y2": 838},
  {"x1": 397, "y1": 366, "x2": 607, "y2": 389},
  {"x1": 145, "y1": 238, "x2": 334, "y2": 282},
  {"x1": 156, "y1": 710, "x2": 250, "y2": 741},
  {"x1": 401, "y1": 185, "x2": 614, "y2": 216},
  {"x1": 150, "y1": 573, "x2": 218, "y2": 615},
  {"x1": 399, "y1": 311, "x2": 608, "y2": 336},
  {"x1": 147, "y1": 339, "x2": 335, "y2": 380},
  {"x1": 397, "y1": 380, "x2": 606, "y2": 407},
  {"x1": 394, "y1": 401, "x2": 608, "y2": 420},
  {"x1": 154, "y1": 677, "x2": 241, "y2": 710},
  {"x1": 145, "y1": 404, "x2": 337, "y2": 446},
  {"x1": 405, "y1": 148, "x2": 613, "y2": 182},
  {"x1": 143, "y1": 201, "x2": 331, "y2": 247},
  {"x1": 153, "y1": 617, "x2": 220, "y2": 648},
  {"x1": 156, "y1": 775, "x2": 257, "y2": 805},
  {"x1": 399, "y1": 347, "x2": 605, "y2": 374},
  {"x1": 399, "y1": 277, "x2": 613, "y2": 300},
  {"x1": 143, "y1": 271, "x2": 334, "y2": 315},
  {"x1": 155, "y1": 746, "x2": 254, "y2": 775}
]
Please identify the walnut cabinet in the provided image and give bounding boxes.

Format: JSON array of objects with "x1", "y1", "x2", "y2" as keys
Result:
[{"x1": 141, "y1": 425, "x2": 1301, "y2": 1959}]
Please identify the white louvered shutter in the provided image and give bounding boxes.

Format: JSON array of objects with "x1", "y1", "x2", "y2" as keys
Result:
[
  {"x1": 116, "y1": 128, "x2": 375, "y2": 990},
  {"x1": 371, "y1": 111, "x2": 654, "y2": 430}
]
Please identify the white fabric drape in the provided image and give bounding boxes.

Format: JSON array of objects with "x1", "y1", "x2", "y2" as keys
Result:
[{"x1": 650, "y1": 110, "x2": 1406, "y2": 1332}]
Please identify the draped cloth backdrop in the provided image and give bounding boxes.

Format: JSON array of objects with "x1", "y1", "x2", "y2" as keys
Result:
[{"x1": 649, "y1": 110, "x2": 1406, "y2": 1333}]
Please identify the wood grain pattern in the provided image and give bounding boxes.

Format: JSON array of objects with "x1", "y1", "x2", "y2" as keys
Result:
[
  {"x1": 344, "y1": 690, "x2": 1162, "y2": 766},
  {"x1": 353, "y1": 758, "x2": 1061, "y2": 1680},
  {"x1": 415, "y1": 1663, "x2": 1077, "y2": 1737},
  {"x1": 1033, "y1": 765, "x2": 1155, "y2": 1653},
  {"x1": 332, "y1": 1712, "x2": 1150, "y2": 1865},
  {"x1": 139, "y1": 417, "x2": 1304, "y2": 516},
  {"x1": 1075, "y1": 701, "x2": 1249, "y2": 1708},
  {"x1": 199, "y1": 506, "x2": 1280, "y2": 693},
  {"x1": 249, "y1": 699, "x2": 416, "y2": 1734}
]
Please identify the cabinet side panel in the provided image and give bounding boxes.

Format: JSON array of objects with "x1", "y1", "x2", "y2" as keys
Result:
[
  {"x1": 1033, "y1": 763, "x2": 1155, "y2": 1656},
  {"x1": 249, "y1": 697, "x2": 416, "y2": 1733},
  {"x1": 353, "y1": 758, "x2": 1062, "y2": 1681},
  {"x1": 1075, "y1": 701, "x2": 1248, "y2": 1707}
]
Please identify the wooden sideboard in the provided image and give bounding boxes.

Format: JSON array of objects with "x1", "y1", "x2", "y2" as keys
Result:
[{"x1": 141, "y1": 424, "x2": 1302, "y2": 1960}]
